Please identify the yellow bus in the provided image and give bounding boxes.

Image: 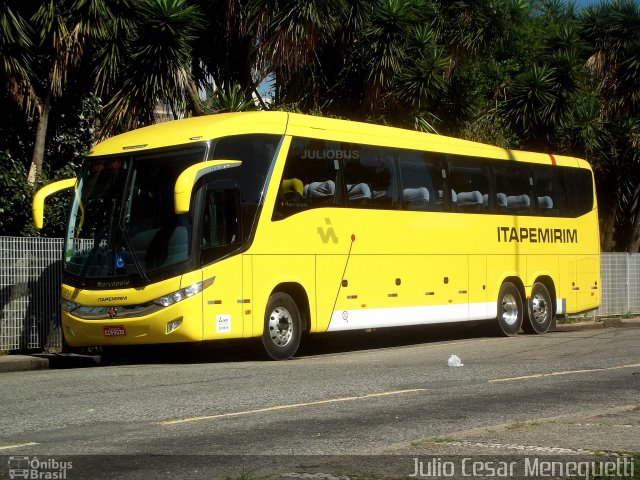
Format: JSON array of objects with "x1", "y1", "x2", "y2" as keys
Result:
[{"x1": 33, "y1": 112, "x2": 600, "y2": 359}]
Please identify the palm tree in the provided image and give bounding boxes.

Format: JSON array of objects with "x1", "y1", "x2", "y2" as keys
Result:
[
  {"x1": 431, "y1": 0, "x2": 528, "y2": 72},
  {"x1": 100, "y1": 0, "x2": 204, "y2": 135},
  {"x1": 205, "y1": 82, "x2": 257, "y2": 113},
  {"x1": 359, "y1": 0, "x2": 424, "y2": 113},
  {"x1": 24, "y1": 0, "x2": 114, "y2": 184},
  {"x1": 391, "y1": 25, "x2": 449, "y2": 132},
  {"x1": 579, "y1": 0, "x2": 640, "y2": 251},
  {"x1": 581, "y1": 0, "x2": 640, "y2": 119},
  {"x1": 251, "y1": 0, "x2": 349, "y2": 105},
  {"x1": 0, "y1": 1, "x2": 34, "y2": 111}
]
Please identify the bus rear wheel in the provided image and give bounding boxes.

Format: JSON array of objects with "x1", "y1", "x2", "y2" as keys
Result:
[
  {"x1": 262, "y1": 292, "x2": 302, "y2": 360},
  {"x1": 523, "y1": 282, "x2": 553, "y2": 334},
  {"x1": 496, "y1": 282, "x2": 523, "y2": 336}
]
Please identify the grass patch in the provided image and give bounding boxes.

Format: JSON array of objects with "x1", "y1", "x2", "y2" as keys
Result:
[
  {"x1": 506, "y1": 420, "x2": 541, "y2": 430},
  {"x1": 557, "y1": 316, "x2": 591, "y2": 324},
  {"x1": 225, "y1": 474, "x2": 259, "y2": 480}
]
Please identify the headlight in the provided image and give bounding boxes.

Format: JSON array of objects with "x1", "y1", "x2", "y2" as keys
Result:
[
  {"x1": 152, "y1": 277, "x2": 215, "y2": 308},
  {"x1": 61, "y1": 299, "x2": 80, "y2": 312}
]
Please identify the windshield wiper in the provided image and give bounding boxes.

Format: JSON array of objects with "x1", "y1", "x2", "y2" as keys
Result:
[
  {"x1": 119, "y1": 220, "x2": 150, "y2": 284},
  {"x1": 78, "y1": 199, "x2": 117, "y2": 287}
]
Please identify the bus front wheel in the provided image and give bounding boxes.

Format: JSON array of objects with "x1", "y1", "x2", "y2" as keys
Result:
[
  {"x1": 496, "y1": 282, "x2": 523, "y2": 336},
  {"x1": 523, "y1": 282, "x2": 553, "y2": 334},
  {"x1": 262, "y1": 292, "x2": 302, "y2": 360}
]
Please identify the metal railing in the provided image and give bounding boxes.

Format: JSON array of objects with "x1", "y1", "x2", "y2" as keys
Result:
[
  {"x1": 1, "y1": 236, "x2": 639, "y2": 352},
  {"x1": 1, "y1": 237, "x2": 64, "y2": 352}
]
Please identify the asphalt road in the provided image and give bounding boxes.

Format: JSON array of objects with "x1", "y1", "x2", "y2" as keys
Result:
[{"x1": 1, "y1": 325, "x2": 639, "y2": 479}]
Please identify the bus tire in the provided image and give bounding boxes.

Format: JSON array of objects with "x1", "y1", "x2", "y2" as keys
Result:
[
  {"x1": 496, "y1": 282, "x2": 523, "y2": 336},
  {"x1": 523, "y1": 282, "x2": 553, "y2": 334},
  {"x1": 262, "y1": 292, "x2": 302, "y2": 360}
]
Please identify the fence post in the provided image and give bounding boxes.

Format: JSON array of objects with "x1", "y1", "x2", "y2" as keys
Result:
[{"x1": 627, "y1": 253, "x2": 631, "y2": 314}]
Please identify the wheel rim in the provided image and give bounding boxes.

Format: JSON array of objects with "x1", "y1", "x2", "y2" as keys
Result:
[
  {"x1": 502, "y1": 293, "x2": 519, "y2": 326},
  {"x1": 268, "y1": 306, "x2": 293, "y2": 347},
  {"x1": 531, "y1": 293, "x2": 549, "y2": 324}
]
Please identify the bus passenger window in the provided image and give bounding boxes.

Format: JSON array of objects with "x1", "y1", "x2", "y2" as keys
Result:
[
  {"x1": 342, "y1": 145, "x2": 397, "y2": 209},
  {"x1": 534, "y1": 166, "x2": 567, "y2": 216},
  {"x1": 448, "y1": 158, "x2": 491, "y2": 212},
  {"x1": 272, "y1": 137, "x2": 341, "y2": 220},
  {"x1": 565, "y1": 168, "x2": 594, "y2": 217},
  {"x1": 493, "y1": 162, "x2": 533, "y2": 214},
  {"x1": 398, "y1": 151, "x2": 444, "y2": 211}
]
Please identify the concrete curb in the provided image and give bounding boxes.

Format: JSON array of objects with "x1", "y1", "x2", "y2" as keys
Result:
[
  {"x1": 0, "y1": 353, "x2": 102, "y2": 373},
  {"x1": 554, "y1": 317, "x2": 640, "y2": 331},
  {"x1": 0, "y1": 355, "x2": 49, "y2": 373}
]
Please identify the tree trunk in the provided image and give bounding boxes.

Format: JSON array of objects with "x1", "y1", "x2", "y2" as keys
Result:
[
  {"x1": 185, "y1": 77, "x2": 204, "y2": 117},
  {"x1": 27, "y1": 92, "x2": 51, "y2": 185},
  {"x1": 600, "y1": 191, "x2": 618, "y2": 252},
  {"x1": 626, "y1": 183, "x2": 640, "y2": 252}
]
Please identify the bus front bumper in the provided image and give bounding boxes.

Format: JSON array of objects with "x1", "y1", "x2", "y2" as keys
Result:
[{"x1": 61, "y1": 297, "x2": 202, "y2": 347}]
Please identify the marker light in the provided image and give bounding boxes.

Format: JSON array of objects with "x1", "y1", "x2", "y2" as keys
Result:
[
  {"x1": 152, "y1": 277, "x2": 215, "y2": 308},
  {"x1": 167, "y1": 319, "x2": 183, "y2": 333}
]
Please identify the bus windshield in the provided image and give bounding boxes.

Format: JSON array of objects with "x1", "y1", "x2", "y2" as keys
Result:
[
  {"x1": 64, "y1": 147, "x2": 206, "y2": 284},
  {"x1": 63, "y1": 134, "x2": 282, "y2": 287}
]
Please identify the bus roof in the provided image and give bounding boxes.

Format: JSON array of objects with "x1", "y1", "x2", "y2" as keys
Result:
[
  {"x1": 90, "y1": 111, "x2": 289, "y2": 156},
  {"x1": 89, "y1": 111, "x2": 591, "y2": 170}
]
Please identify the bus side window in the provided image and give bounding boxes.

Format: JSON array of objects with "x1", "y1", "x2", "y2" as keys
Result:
[
  {"x1": 493, "y1": 161, "x2": 533, "y2": 214},
  {"x1": 272, "y1": 137, "x2": 340, "y2": 220},
  {"x1": 564, "y1": 168, "x2": 594, "y2": 217},
  {"x1": 448, "y1": 157, "x2": 491, "y2": 212},
  {"x1": 534, "y1": 165, "x2": 566, "y2": 216},
  {"x1": 398, "y1": 150, "x2": 444, "y2": 211},
  {"x1": 344, "y1": 146, "x2": 397, "y2": 209}
]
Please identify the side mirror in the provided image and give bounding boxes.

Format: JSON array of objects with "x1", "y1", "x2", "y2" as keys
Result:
[
  {"x1": 32, "y1": 178, "x2": 76, "y2": 229},
  {"x1": 174, "y1": 160, "x2": 242, "y2": 214}
]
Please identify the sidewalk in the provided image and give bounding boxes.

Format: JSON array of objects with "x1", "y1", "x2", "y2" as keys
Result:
[{"x1": 1, "y1": 318, "x2": 639, "y2": 373}]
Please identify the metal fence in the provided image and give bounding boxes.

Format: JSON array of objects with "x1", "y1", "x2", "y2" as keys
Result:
[
  {"x1": 1, "y1": 237, "x2": 64, "y2": 352},
  {"x1": 1, "y1": 236, "x2": 640, "y2": 352}
]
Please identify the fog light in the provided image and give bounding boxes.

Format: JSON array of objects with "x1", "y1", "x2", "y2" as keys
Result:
[{"x1": 167, "y1": 319, "x2": 183, "y2": 334}]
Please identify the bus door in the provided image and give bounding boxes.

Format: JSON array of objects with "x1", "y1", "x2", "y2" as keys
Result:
[
  {"x1": 576, "y1": 255, "x2": 599, "y2": 311},
  {"x1": 560, "y1": 256, "x2": 577, "y2": 315},
  {"x1": 199, "y1": 183, "x2": 245, "y2": 340}
]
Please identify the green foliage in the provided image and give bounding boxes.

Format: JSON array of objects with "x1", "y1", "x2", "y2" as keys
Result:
[
  {"x1": 460, "y1": 110, "x2": 520, "y2": 149},
  {"x1": 1, "y1": 0, "x2": 640, "y2": 252},
  {"x1": 205, "y1": 83, "x2": 257, "y2": 113},
  {"x1": 0, "y1": 151, "x2": 33, "y2": 236},
  {"x1": 101, "y1": 0, "x2": 204, "y2": 134}
]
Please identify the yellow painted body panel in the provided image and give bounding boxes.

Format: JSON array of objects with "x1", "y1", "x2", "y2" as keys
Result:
[
  {"x1": 57, "y1": 112, "x2": 600, "y2": 347},
  {"x1": 33, "y1": 178, "x2": 76, "y2": 229},
  {"x1": 90, "y1": 112, "x2": 289, "y2": 155},
  {"x1": 62, "y1": 275, "x2": 204, "y2": 346},
  {"x1": 201, "y1": 255, "x2": 244, "y2": 340}
]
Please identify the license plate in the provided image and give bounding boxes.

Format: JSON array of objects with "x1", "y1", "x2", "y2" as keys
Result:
[{"x1": 103, "y1": 326, "x2": 126, "y2": 337}]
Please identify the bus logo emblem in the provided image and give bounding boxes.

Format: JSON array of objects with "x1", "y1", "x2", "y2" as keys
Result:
[
  {"x1": 107, "y1": 307, "x2": 117, "y2": 319},
  {"x1": 317, "y1": 218, "x2": 338, "y2": 244}
]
